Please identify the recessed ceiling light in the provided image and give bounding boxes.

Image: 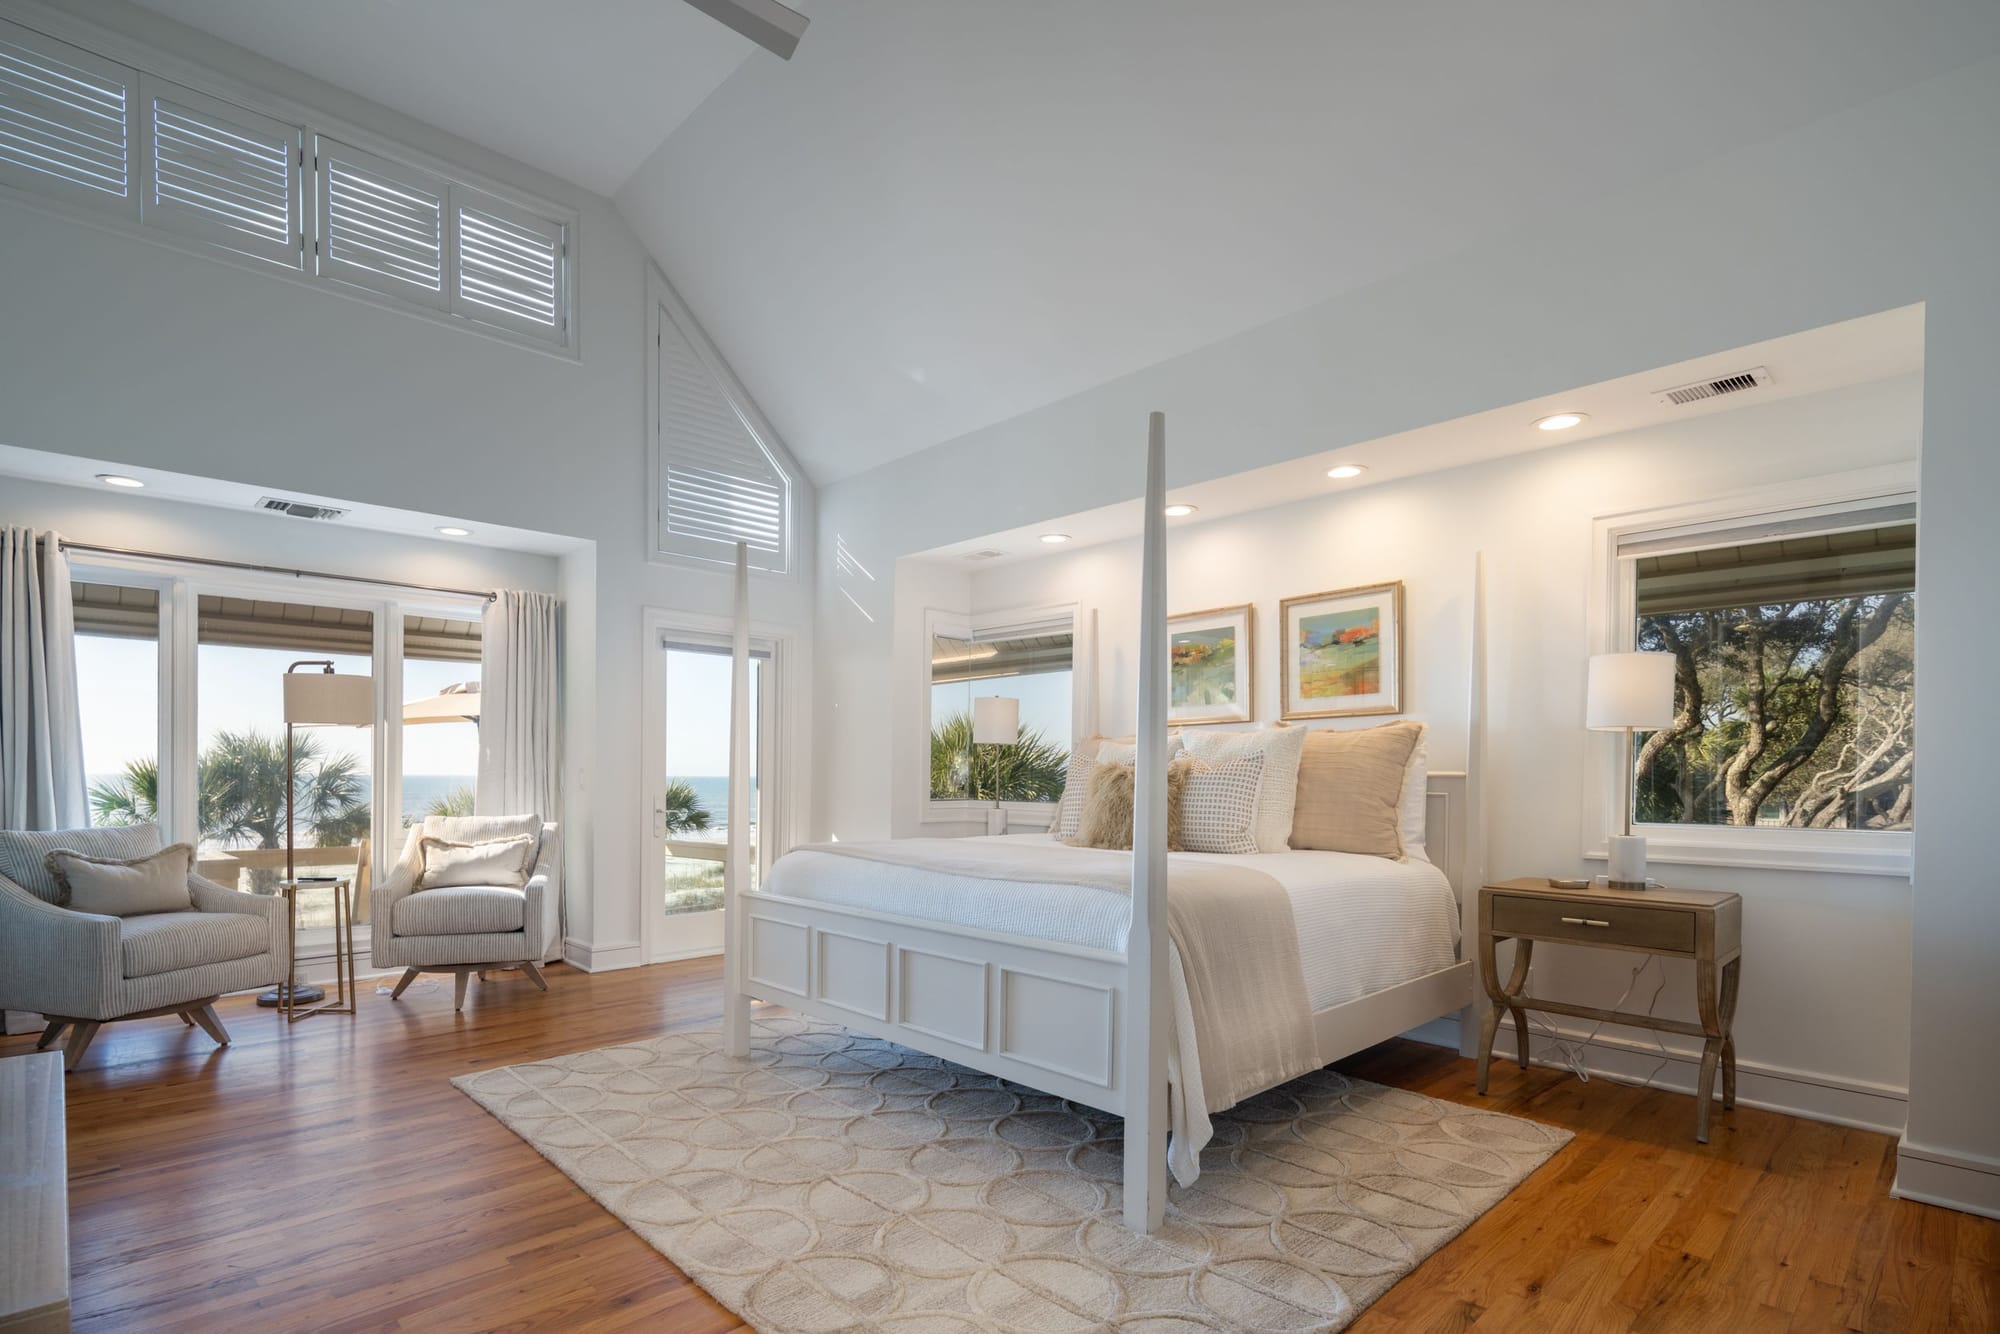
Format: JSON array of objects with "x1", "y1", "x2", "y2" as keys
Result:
[
  {"x1": 96, "y1": 473, "x2": 145, "y2": 488},
  {"x1": 1164, "y1": 503, "x2": 1197, "y2": 517},
  {"x1": 1535, "y1": 411, "x2": 1587, "y2": 432},
  {"x1": 1040, "y1": 533, "x2": 1071, "y2": 544},
  {"x1": 435, "y1": 525, "x2": 471, "y2": 537},
  {"x1": 1325, "y1": 464, "x2": 1367, "y2": 480}
]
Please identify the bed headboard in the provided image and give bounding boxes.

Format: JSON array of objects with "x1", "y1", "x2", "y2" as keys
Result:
[{"x1": 1426, "y1": 770, "x2": 1469, "y2": 904}]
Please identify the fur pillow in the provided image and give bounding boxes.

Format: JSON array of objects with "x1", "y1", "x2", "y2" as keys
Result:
[
  {"x1": 1049, "y1": 733, "x2": 1183, "y2": 840},
  {"x1": 1289, "y1": 721, "x2": 1424, "y2": 857},
  {"x1": 45, "y1": 843, "x2": 194, "y2": 917},
  {"x1": 1068, "y1": 759, "x2": 1191, "y2": 851},
  {"x1": 417, "y1": 834, "x2": 537, "y2": 890}
]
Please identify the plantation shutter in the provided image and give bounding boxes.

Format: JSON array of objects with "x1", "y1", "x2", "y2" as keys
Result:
[
  {"x1": 657, "y1": 307, "x2": 790, "y2": 573},
  {"x1": 452, "y1": 186, "x2": 564, "y2": 340},
  {"x1": 140, "y1": 77, "x2": 301, "y2": 268},
  {"x1": 315, "y1": 136, "x2": 447, "y2": 308},
  {"x1": 0, "y1": 17, "x2": 135, "y2": 216}
]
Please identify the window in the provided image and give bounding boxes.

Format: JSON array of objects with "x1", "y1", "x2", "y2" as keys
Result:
[
  {"x1": 0, "y1": 15, "x2": 574, "y2": 349},
  {"x1": 400, "y1": 614, "x2": 481, "y2": 831},
  {"x1": 652, "y1": 293, "x2": 796, "y2": 574},
  {"x1": 72, "y1": 582, "x2": 160, "y2": 826},
  {"x1": 928, "y1": 618, "x2": 1074, "y2": 812},
  {"x1": 659, "y1": 644, "x2": 764, "y2": 918}
]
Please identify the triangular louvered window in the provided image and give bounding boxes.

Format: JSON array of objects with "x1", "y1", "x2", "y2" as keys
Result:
[
  {"x1": 141, "y1": 77, "x2": 300, "y2": 268},
  {"x1": 657, "y1": 306, "x2": 791, "y2": 574},
  {"x1": 453, "y1": 187, "x2": 563, "y2": 337},
  {"x1": 315, "y1": 136, "x2": 447, "y2": 309},
  {"x1": 0, "y1": 17, "x2": 134, "y2": 216}
]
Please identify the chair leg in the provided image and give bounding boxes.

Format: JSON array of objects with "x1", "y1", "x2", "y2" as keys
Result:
[
  {"x1": 390, "y1": 968, "x2": 421, "y2": 1000},
  {"x1": 519, "y1": 960, "x2": 549, "y2": 993},
  {"x1": 188, "y1": 1004, "x2": 230, "y2": 1047},
  {"x1": 63, "y1": 1021, "x2": 101, "y2": 1072},
  {"x1": 453, "y1": 968, "x2": 470, "y2": 1011},
  {"x1": 35, "y1": 1021, "x2": 66, "y2": 1050},
  {"x1": 180, "y1": 1012, "x2": 195, "y2": 1026}
]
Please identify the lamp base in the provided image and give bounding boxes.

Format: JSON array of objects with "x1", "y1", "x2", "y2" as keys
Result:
[
  {"x1": 1607, "y1": 834, "x2": 1650, "y2": 888},
  {"x1": 986, "y1": 806, "x2": 1009, "y2": 836},
  {"x1": 257, "y1": 981, "x2": 325, "y2": 1008}
]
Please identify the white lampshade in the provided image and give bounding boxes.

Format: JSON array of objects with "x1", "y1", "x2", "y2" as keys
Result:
[
  {"x1": 1585, "y1": 652, "x2": 1675, "y2": 731},
  {"x1": 972, "y1": 695, "x2": 1020, "y2": 745},
  {"x1": 284, "y1": 671, "x2": 374, "y2": 727}
]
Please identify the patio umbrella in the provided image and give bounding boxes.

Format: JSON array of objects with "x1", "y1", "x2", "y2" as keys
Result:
[{"x1": 402, "y1": 681, "x2": 481, "y2": 725}]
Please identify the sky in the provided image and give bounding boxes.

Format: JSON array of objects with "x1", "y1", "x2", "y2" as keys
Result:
[{"x1": 664, "y1": 647, "x2": 753, "y2": 778}]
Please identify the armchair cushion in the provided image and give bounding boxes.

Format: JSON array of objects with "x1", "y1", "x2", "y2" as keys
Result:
[
  {"x1": 393, "y1": 885, "x2": 527, "y2": 938},
  {"x1": 47, "y1": 843, "x2": 194, "y2": 917},
  {"x1": 120, "y1": 910, "x2": 272, "y2": 979},
  {"x1": 422, "y1": 813, "x2": 542, "y2": 845},
  {"x1": 417, "y1": 834, "x2": 535, "y2": 889},
  {"x1": 0, "y1": 823, "x2": 162, "y2": 906}
]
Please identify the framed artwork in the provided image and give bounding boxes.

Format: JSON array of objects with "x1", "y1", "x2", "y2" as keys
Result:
[
  {"x1": 1279, "y1": 581, "x2": 1404, "y2": 719},
  {"x1": 1168, "y1": 604, "x2": 1253, "y2": 725}
]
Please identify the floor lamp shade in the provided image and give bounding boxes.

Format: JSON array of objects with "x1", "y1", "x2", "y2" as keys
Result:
[
  {"x1": 1586, "y1": 652, "x2": 1675, "y2": 730},
  {"x1": 284, "y1": 672, "x2": 374, "y2": 726},
  {"x1": 972, "y1": 695, "x2": 1020, "y2": 745}
]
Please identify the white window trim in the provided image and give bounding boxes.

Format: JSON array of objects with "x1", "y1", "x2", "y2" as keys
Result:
[
  {"x1": 1585, "y1": 462, "x2": 1917, "y2": 878},
  {"x1": 646, "y1": 266, "x2": 802, "y2": 579},
  {"x1": 922, "y1": 600, "x2": 1085, "y2": 829},
  {"x1": 0, "y1": 0, "x2": 580, "y2": 359}
]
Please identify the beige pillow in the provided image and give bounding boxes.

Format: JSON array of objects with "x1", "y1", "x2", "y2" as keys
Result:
[
  {"x1": 1050, "y1": 733, "x2": 1185, "y2": 841},
  {"x1": 1180, "y1": 725, "x2": 1307, "y2": 853},
  {"x1": 45, "y1": 843, "x2": 194, "y2": 917},
  {"x1": 1068, "y1": 759, "x2": 1191, "y2": 851},
  {"x1": 418, "y1": 834, "x2": 536, "y2": 889},
  {"x1": 1177, "y1": 753, "x2": 1266, "y2": 854},
  {"x1": 1289, "y1": 721, "x2": 1424, "y2": 856}
]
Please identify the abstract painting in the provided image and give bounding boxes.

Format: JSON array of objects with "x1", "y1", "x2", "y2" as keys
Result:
[
  {"x1": 1168, "y1": 604, "x2": 1253, "y2": 725},
  {"x1": 1280, "y1": 581, "x2": 1404, "y2": 718}
]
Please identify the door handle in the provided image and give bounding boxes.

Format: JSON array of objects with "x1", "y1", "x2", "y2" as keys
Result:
[{"x1": 1559, "y1": 916, "x2": 1612, "y2": 927}]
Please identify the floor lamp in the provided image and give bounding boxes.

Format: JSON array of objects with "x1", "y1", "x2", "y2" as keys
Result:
[
  {"x1": 973, "y1": 696, "x2": 1020, "y2": 836},
  {"x1": 259, "y1": 660, "x2": 374, "y2": 1007},
  {"x1": 1586, "y1": 651, "x2": 1676, "y2": 888}
]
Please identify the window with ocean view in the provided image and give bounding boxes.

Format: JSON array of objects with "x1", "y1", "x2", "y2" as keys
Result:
[
  {"x1": 661, "y1": 644, "x2": 762, "y2": 918},
  {"x1": 401, "y1": 612, "x2": 482, "y2": 834}
]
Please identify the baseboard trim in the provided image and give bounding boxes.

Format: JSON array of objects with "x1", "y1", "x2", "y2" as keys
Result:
[
  {"x1": 1893, "y1": 1139, "x2": 2000, "y2": 1219},
  {"x1": 564, "y1": 939, "x2": 643, "y2": 973},
  {"x1": 650, "y1": 944, "x2": 723, "y2": 964}
]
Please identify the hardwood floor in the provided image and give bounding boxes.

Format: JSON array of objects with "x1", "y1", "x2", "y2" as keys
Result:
[{"x1": 4, "y1": 958, "x2": 1992, "y2": 1332}]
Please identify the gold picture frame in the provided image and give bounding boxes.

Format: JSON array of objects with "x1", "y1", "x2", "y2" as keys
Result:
[
  {"x1": 1168, "y1": 604, "x2": 1254, "y2": 725},
  {"x1": 1279, "y1": 580, "x2": 1405, "y2": 719}
]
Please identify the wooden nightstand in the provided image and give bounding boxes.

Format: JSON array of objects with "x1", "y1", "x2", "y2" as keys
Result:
[{"x1": 1476, "y1": 876, "x2": 1743, "y2": 1143}]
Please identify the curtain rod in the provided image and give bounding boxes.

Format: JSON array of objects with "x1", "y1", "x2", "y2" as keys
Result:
[{"x1": 57, "y1": 540, "x2": 497, "y2": 603}]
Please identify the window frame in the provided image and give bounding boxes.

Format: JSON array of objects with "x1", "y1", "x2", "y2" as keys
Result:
[
  {"x1": 921, "y1": 601, "x2": 1085, "y2": 830},
  {"x1": 1586, "y1": 463, "x2": 1917, "y2": 878},
  {"x1": 0, "y1": 2, "x2": 578, "y2": 357}
]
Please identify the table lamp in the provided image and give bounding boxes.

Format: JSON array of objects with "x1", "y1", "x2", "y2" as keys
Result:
[
  {"x1": 1587, "y1": 651, "x2": 1675, "y2": 887},
  {"x1": 972, "y1": 695, "x2": 1020, "y2": 835}
]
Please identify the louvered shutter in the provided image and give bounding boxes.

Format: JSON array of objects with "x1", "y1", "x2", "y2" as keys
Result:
[
  {"x1": 314, "y1": 136, "x2": 447, "y2": 308},
  {"x1": 0, "y1": 17, "x2": 135, "y2": 216},
  {"x1": 140, "y1": 77, "x2": 300, "y2": 268},
  {"x1": 451, "y1": 186, "x2": 565, "y2": 341},
  {"x1": 657, "y1": 309, "x2": 790, "y2": 573}
]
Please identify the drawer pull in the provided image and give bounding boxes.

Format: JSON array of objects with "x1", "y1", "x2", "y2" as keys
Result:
[{"x1": 1559, "y1": 916, "x2": 1613, "y2": 927}]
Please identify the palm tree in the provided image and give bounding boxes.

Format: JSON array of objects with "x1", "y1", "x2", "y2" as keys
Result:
[
  {"x1": 661, "y1": 779, "x2": 712, "y2": 833},
  {"x1": 929, "y1": 711, "x2": 1070, "y2": 802},
  {"x1": 90, "y1": 757, "x2": 159, "y2": 826},
  {"x1": 426, "y1": 785, "x2": 476, "y2": 819},
  {"x1": 91, "y1": 730, "x2": 370, "y2": 848}
]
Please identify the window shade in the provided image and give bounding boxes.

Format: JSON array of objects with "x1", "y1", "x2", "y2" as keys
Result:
[
  {"x1": 453, "y1": 188, "x2": 562, "y2": 335},
  {"x1": 0, "y1": 18, "x2": 134, "y2": 214},
  {"x1": 316, "y1": 137, "x2": 447, "y2": 307},
  {"x1": 657, "y1": 309, "x2": 790, "y2": 572},
  {"x1": 143, "y1": 78, "x2": 299, "y2": 268}
]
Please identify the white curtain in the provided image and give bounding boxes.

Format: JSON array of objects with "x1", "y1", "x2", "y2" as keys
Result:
[
  {"x1": 478, "y1": 590, "x2": 563, "y2": 959},
  {"x1": 0, "y1": 528, "x2": 87, "y2": 831}
]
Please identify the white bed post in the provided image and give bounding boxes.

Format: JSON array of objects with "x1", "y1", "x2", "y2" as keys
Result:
[
  {"x1": 1459, "y1": 549, "x2": 1490, "y2": 1058},
  {"x1": 723, "y1": 540, "x2": 753, "y2": 1058},
  {"x1": 1123, "y1": 411, "x2": 1172, "y2": 1233}
]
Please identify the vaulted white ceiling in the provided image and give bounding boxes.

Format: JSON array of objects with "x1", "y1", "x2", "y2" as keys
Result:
[{"x1": 128, "y1": 1, "x2": 2000, "y2": 484}]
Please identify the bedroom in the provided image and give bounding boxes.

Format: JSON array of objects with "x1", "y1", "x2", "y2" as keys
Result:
[{"x1": 0, "y1": 2, "x2": 1995, "y2": 1331}]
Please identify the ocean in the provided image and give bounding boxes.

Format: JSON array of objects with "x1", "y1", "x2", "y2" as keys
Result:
[{"x1": 87, "y1": 773, "x2": 754, "y2": 828}]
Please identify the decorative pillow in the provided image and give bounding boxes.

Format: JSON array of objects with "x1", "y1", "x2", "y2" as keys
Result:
[
  {"x1": 1180, "y1": 725, "x2": 1307, "y2": 853},
  {"x1": 1177, "y1": 753, "x2": 1266, "y2": 855},
  {"x1": 423, "y1": 813, "x2": 542, "y2": 844},
  {"x1": 417, "y1": 834, "x2": 537, "y2": 890},
  {"x1": 44, "y1": 843, "x2": 194, "y2": 917},
  {"x1": 1398, "y1": 723, "x2": 1431, "y2": 862},
  {"x1": 0, "y1": 823, "x2": 162, "y2": 906},
  {"x1": 1068, "y1": 759, "x2": 1191, "y2": 851},
  {"x1": 1289, "y1": 721, "x2": 1424, "y2": 857},
  {"x1": 1049, "y1": 734, "x2": 1183, "y2": 841}
]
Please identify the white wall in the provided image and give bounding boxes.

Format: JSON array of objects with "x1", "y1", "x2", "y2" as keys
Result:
[
  {"x1": 816, "y1": 55, "x2": 2000, "y2": 1213},
  {"x1": 940, "y1": 376, "x2": 1918, "y2": 1130},
  {"x1": 0, "y1": 0, "x2": 816, "y2": 970}
]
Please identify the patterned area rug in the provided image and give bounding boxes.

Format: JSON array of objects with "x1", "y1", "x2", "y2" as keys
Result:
[{"x1": 454, "y1": 1016, "x2": 1569, "y2": 1333}]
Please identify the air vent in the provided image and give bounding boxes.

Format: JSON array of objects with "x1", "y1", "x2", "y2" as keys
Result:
[
  {"x1": 1656, "y1": 365, "x2": 1772, "y2": 407},
  {"x1": 257, "y1": 496, "x2": 348, "y2": 521},
  {"x1": 961, "y1": 548, "x2": 1006, "y2": 562}
]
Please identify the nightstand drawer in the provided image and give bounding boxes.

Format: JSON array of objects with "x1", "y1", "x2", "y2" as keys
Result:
[{"x1": 1490, "y1": 893, "x2": 1696, "y2": 953}]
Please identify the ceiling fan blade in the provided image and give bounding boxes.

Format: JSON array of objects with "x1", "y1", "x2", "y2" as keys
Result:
[{"x1": 680, "y1": 0, "x2": 809, "y2": 60}]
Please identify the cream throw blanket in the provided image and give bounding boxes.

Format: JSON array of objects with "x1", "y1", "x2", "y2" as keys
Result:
[{"x1": 794, "y1": 838, "x2": 1319, "y2": 1184}]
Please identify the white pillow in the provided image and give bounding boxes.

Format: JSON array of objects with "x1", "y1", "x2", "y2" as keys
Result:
[
  {"x1": 45, "y1": 843, "x2": 193, "y2": 917},
  {"x1": 1180, "y1": 725, "x2": 1307, "y2": 853},
  {"x1": 1177, "y1": 753, "x2": 1265, "y2": 855},
  {"x1": 418, "y1": 834, "x2": 536, "y2": 890},
  {"x1": 1398, "y1": 724, "x2": 1430, "y2": 862}
]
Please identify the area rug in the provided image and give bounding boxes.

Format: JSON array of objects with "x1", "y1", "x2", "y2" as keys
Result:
[{"x1": 454, "y1": 1015, "x2": 1569, "y2": 1333}]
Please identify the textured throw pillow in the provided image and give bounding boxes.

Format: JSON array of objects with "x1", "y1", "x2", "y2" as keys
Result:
[
  {"x1": 0, "y1": 823, "x2": 162, "y2": 906},
  {"x1": 44, "y1": 843, "x2": 194, "y2": 917},
  {"x1": 1049, "y1": 734, "x2": 1184, "y2": 841},
  {"x1": 1180, "y1": 725, "x2": 1307, "y2": 853},
  {"x1": 417, "y1": 834, "x2": 537, "y2": 890},
  {"x1": 1289, "y1": 721, "x2": 1424, "y2": 857},
  {"x1": 1068, "y1": 759, "x2": 1191, "y2": 851},
  {"x1": 1177, "y1": 753, "x2": 1266, "y2": 855}
]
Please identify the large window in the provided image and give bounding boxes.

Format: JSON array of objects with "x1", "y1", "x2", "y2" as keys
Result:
[
  {"x1": 400, "y1": 614, "x2": 482, "y2": 830},
  {"x1": 928, "y1": 618, "x2": 1074, "y2": 812},
  {"x1": 73, "y1": 583, "x2": 160, "y2": 828}
]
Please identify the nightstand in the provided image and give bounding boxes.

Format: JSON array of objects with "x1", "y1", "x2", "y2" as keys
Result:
[{"x1": 1476, "y1": 876, "x2": 1743, "y2": 1143}]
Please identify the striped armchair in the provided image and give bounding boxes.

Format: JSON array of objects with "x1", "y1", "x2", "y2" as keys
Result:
[{"x1": 0, "y1": 824, "x2": 289, "y2": 1071}]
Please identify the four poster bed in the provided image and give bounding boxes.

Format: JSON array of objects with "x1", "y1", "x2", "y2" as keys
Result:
[{"x1": 716, "y1": 414, "x2": 1487, "y2": 1234}]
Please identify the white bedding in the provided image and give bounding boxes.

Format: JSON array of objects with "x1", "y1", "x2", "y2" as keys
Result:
[{"x1": 763, "y1": 837, "x2": 1460, "y2": 1013}]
